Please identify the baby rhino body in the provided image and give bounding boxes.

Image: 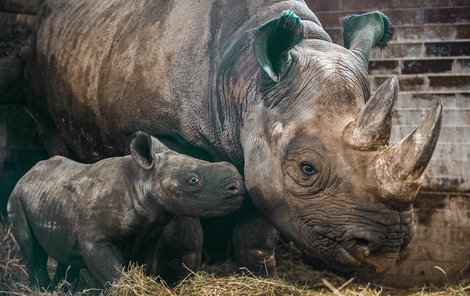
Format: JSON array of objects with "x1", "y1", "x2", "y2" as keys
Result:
[{"x1": 7, "y1": 132, "x2": 245, "y2": 289}]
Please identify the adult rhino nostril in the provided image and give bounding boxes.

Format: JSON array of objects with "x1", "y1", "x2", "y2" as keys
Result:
[{"x1": 352, "y1": 238, "x2": 371, "y2": 257}]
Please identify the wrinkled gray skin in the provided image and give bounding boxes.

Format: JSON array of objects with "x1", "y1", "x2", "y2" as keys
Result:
[
  {"x1": 27, "y1": 0, "x2": 442, "y2": 275},
  {"x1": 7, "y1": 131, "x2": 245, "y2": 289}
]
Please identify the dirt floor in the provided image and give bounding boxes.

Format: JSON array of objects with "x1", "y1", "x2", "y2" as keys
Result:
[{"x1": 1, "y1": 218, "x2": 469, "y2": 296}]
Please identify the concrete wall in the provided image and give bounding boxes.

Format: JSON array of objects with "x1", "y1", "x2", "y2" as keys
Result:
[{"x1": 305, "y1": 0, "x2": 470, "y2": 286}]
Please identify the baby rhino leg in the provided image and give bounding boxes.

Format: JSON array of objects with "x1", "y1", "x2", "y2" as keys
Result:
[
  {"x1": 81, "y1": 240, "x2": 125, "y2": 287},
  {"x1": 154, "y1": 216, "x2": 203, "y2": 285},
  {"x1": 52, "y1": 263, "x2": 80, "y2": 290},
  {"x1": 8, "y1": 197, "x2": 51, "y2": 289}
]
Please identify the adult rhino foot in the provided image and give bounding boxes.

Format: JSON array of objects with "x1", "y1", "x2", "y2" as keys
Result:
[
  {"x1": 232, "y1": 201, "x2": 279, "y2": 278},
  {"x1": 236, "y1": 248, "x2": 278, "y2": 278}
]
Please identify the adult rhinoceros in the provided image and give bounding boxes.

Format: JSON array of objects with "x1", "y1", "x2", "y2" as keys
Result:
[{"x1": 26, "y1": 0, "x2": 442, "y2": 275}]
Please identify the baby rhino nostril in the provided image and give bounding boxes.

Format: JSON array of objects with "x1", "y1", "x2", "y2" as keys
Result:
[{"x1": 226, "y1": 184, "x2": 240, "y2": 194}]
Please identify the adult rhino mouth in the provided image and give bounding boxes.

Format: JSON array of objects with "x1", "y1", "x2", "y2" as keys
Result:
[
  {"x1": 335, "y1": 244, "x2": 398, "y2": 273},
  {"x1": 299, "y1": 227, "x2": 400, "y2": 274}
]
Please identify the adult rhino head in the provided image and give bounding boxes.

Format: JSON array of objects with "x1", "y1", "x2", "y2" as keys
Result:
[{"x1": 236, "y1": 11, "x2": 442, "y2": 273}]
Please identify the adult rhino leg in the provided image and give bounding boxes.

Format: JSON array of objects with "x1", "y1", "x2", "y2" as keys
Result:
[
  {"x1": 232, "y1": 201, "x2": 279, "y2": 277},
  {"x1": 154, "y1": 216, "x2": 203, "y2": 285},
  {"x1": 7, "y1": 197, "x2": 52, "y2": 289},
  {"x1": 52, "y1": 263, "x2": 80, "y2": 291}
]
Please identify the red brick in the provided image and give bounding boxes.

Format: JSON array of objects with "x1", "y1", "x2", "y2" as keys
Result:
[
  {"x1": 413, "y1": 193, "x2": 449, "y2": 209},
  {"x1": 425, "y1": 41, "x2": 470, "y2": 56},
  {"x1": 404, "y1": 244, "x2": 470, "y2": 262},
  {"x1": 380, "y1": 75, "x2": 428, "y2": 91},
  {"x1": 398, "y1": 76, "x2": 426, "y2": 91},
  {"x1": 304, "y1": 0, "x2": 340, "y2": 12},
  {"x1": 380, "y1": 9, "x2": 424, "y2": 25},
  {"x1": 454, "y1": 58, "x2": 470, "y2": 72},
  {"x1": 315, "y1": 11, "x2": 350, "y2": 28},
  {"x1": 456, "y1": 24, "x2": 470, "y2": 38},
  {"x1": 393, "y1": 108, "x2": 470, "y2": 126},
  {"x1": 340, "y1": 0, "x2": 470, "y2": 10},
  {"x1": 357, "y1": 259, "x2": 470, "y2": 287},
  {"x1": 410, "y1": 92, "x2": 459, "y2": 100},
  {"x1": 456, "y1": 92, "x2": 470, "y2": 108},
  {"x1": 424, "y1": 125, "x2": 470, "y2": 144},
  {"x1": 429, "y1": 75, "x2": 470, "y2": 89},
  {"x1": 341, "y1": 0, "x2": 421, "y2": 10},
  {"x1": 395, "y1": 92, "x2": 456, "y2": 108},
  {"x1": 316, "y1": 8, "x2": 424, "y2": 28},
  {"x1": 396, "y1": 24, "x2": 470, "y2": 42},
  {"x1": 340, "y1": 0, "x2": 388, "y2": 10},
  {"x1": 402, "y1": 59, "x2": 453, "y2": 74},
  {"x1": 371, "y1": 43, "x2": 423, "y2": 59},
  {"x1": 424, "y1": 7, "x2": 470, "y2": 24},
  {"x1": 369, "y1": 60, "x2": 400, "y2": 74},
  {"x1": 323, "y1": 28, "x2": 342, "y2": 45},
  {"x1": 355, "y1": 193, "x2": 470, "y2": 287}
]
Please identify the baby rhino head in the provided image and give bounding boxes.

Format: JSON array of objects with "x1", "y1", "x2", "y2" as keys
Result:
[{"x1": 130, "y1": 131, "x2": 245, "y2": 217}]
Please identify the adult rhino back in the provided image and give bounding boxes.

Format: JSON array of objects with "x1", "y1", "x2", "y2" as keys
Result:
[
  {"x1": 27, "y1": 0, "x2": 443, "y2": 275},
  {"x1": 27, "y1": 0, "x2": 321, "y2": 162}
]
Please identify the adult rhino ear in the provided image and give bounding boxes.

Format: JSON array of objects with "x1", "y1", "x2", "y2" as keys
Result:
[
  {"x1": 253, "y1": 10, "x2": 304, "y2": 82},
  {"x1": 130, "y1": 131, "x2": 155, "y2": 170},
  {"x1": 342, "y1": 11, "x2": 394, "y2": 66}
]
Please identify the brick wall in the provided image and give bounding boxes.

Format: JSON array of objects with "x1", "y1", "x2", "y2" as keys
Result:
[
  {"x1": 307, "y1": 0, "x2": 470, "y2": 192},
  {"x1": 306, "y1": 0, "x2": 470, "y2": 287}
]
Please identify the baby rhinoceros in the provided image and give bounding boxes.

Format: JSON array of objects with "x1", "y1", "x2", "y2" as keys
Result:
[{"x1": 7, "y1": 131, "x2": 245, "y2": 289}]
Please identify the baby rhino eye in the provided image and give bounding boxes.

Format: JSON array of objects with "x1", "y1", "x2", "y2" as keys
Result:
[
  {"x1": 187, "y1": 175, "x2": 200, "y2": 186},
  {"x1": 300, "y1": 162, "x2": 316, "y2": 176}
]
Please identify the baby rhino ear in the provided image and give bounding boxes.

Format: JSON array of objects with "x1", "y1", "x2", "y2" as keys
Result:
[{"x1": 130, "y1": 131, "x2": 155, "y2": 170}]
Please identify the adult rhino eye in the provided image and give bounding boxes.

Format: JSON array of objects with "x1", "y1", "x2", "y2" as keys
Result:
[
  {"x1": 188, "y1": 175, "x2": 200, "y2": 186},
  {"x1": 300, "y1": 162, "x2": 316, "y2": 176}
]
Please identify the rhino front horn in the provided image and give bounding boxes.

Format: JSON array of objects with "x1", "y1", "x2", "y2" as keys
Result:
[
  {"x1": 375, "y1": 100, "x2": 443, "y2": 203},
  {"x1": 344, "y1": 76, "x2": 398, "y2": 150}
]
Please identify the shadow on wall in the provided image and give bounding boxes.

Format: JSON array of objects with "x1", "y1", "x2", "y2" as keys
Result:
[
  {"x1": 0, "y1": 57, "x2": 48, "y2": 217},
  {"x1": 0, "y1": 103, "x2": 48, "y2": 217},
  {"x1": 0, "y1": 8, "x2": 49, "y2": 217}
]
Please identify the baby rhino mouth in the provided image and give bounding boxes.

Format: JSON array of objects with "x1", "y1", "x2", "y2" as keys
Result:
[{"x1": 221, "y1": 179, "x2": 246, "y2": 199}]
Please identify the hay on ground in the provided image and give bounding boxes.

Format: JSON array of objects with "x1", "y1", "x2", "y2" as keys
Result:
[{"x1": 1, "y1": 218, "x2": 469, "y2": 296}]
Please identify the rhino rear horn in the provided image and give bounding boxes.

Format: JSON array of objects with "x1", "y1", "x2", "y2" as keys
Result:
[
  {"x1": 253, "y1": 10, "x2": 304, "y2": 82},
  {"x1": 344, "y1": 76, "x2": 398, "y2": 150},
  {"x1": 341, "y1": 11, "x2": 394, "y2": 67},
  {"x1": 375, "y1": 101, "x2": 443, "y2": 203}
]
